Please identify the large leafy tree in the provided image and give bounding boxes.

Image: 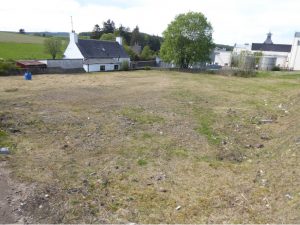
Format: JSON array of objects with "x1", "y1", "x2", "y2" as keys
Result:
[
  {"x1": 160, "y1": 12, "x2": 214, "y2": 68},
  {"x1": 140, "y1": 45, "x2": 154, "y2": 60},
  {"x1": 44, "y1": 37, "x2": 62, "y2": 59}
]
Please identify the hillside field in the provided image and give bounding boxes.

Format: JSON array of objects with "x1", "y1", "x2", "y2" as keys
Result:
[
  {"x1": 0, "y1": 71, "x2": 299, "y2": 223},
  {"x1": 0, "y1": 32, "x2": 67, "y2": 60}
]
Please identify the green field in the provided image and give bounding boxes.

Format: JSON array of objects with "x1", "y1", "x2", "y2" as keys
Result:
[
  {"x1": 0, "y1": 42, "x2": 51, "y2": 60},
  {"x1": 0, "y1": 32, "x2": 68, "y2": 60}
]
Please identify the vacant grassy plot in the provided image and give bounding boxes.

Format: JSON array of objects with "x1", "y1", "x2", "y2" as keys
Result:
[
  {"x1": 0, "y1": 32, "x2": 68, "y2": 59},
  {"x1": 0, "y1": 71, "x2": 299, "y2": 223}
]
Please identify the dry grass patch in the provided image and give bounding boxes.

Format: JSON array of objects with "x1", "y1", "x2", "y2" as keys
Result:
[{"x1": 0, "y1": 71, "x2": 299, "y2": 223}]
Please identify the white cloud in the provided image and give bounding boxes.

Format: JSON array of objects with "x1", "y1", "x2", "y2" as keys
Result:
[{"x1": 0, "y1": 0, "x2": 300, "y2": 45}]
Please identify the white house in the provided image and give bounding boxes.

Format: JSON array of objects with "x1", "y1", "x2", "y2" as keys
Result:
[
  {"x1": 64, "y1": 32, "x2": 130, "y2": 72},
  {"x1": 251, "y1": 33, "x2": 291, "y2": 68},
  {"x1": 212, "y1": 48, "x2": 232, "y2": 66},
  {"x1": 231, "y1": 32, "x2": 300, "y2": 70}
]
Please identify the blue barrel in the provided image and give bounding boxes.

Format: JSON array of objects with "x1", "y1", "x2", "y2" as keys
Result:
[{"x1": 24, "y1": 71, "x2": 32, "y2": 80}]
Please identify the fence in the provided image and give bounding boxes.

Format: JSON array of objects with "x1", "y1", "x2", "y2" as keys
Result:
[{"x1": 131, "y1": 60, "x2": 157, "y2": 69}]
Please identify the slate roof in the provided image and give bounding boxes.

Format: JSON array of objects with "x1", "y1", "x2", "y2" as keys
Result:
[
  {"x1": 251, "y1": 43, "x2": 292, "y2": 53},
  {"x1": 77, "y1": 39, "x2": 129, "y2": 59}
]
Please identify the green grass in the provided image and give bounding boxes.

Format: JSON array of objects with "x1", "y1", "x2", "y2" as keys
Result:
[
  {"x1": 0, "y1": 42, "x2": 50, "y2": 59},
  {"x1": 194, "y1": 108, "x2": 221, "y2": 145},
  {"x1": 0, "y1": 32, "x2": 68, "y2": 59},
  {"x1": 0, "y1": 129, "x2": 13, "y2": 154},
  {"x1": 0, "y1": 129, "x2": 8, "y2": 146},
  {"x1": 137, "y1": 158, "x2": 148, "y2": 166},
  {"x1": 0, "y1": 42, "x2": 68, "y2": 60}
]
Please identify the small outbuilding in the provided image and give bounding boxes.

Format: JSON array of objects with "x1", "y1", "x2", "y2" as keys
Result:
[{"x1": 16, "y1": 60, "x2": 47, "y2": 70}]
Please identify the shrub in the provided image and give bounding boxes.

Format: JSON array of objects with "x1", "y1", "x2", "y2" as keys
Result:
[
  {"x1": 144, "y1": 66, "x2": 151, "y2": 70},
  {"x1": 121, "y1": 60, "x2": 129, "y2": 71},
  {"x1": 272, "y1": 66, "x2": 281, "y2": 71},
  {"x1": 0, "y1": 59, "x2": 18, "y2": 76},
  {"x1": 232, "y1": 69, "x2": 257, "y2": 78}
]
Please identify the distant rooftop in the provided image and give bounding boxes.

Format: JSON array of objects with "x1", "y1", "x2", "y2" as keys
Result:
[
  {"x1": 251, "y1": 32, "x2": 292, "y2": 53},
  {"x1": 251, "y1": 43, "x2": 291, "y2": 52}
]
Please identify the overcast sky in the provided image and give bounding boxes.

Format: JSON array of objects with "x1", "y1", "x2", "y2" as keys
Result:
[{"x1": 1, "y1": 0, "x2": 300, "y2": 45}]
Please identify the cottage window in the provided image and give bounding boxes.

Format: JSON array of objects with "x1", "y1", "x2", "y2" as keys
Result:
[
  {"x1": 114, "y1": 65, "x2": 119, "y2": 70},
  {"x1": 100, "y1": 65, "x2": 105, "y2": 71}
]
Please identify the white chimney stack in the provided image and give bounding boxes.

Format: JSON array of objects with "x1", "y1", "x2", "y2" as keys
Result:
[
  {"x1": 116, "y1": 37, "x2": 122, "y2": 46},
  {"x1": 70, "y1": 31, "x2": 78, "y2": 44}
]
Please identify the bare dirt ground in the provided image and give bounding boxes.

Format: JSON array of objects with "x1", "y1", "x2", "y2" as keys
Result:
[
  {"x1": 0, "y1": 161, "x2": 16, "y2": 223},
  {"x1": 0, "y1": 71, "x2": 299, "y2": 223}
]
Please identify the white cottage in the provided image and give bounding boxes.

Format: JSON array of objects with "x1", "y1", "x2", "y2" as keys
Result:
[
  {"x1": 63, "y1": 32, "x2": 130, "y2": 72},
  {"x1": 231, "y1": 32, "x2": 300, "y2": 70},
  {"x1": 251, "y1": 33, "x2": 291, "y2": 68}
]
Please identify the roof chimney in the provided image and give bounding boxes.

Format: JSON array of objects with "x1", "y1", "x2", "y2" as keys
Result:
[
  {"x1": 264, "y1": 32, "x2": 273, "y2": 44},
  {"x1": 116, "y1": 37, "x2": 122, "y2": 46},
  {"x1": 70, "y1": 31, "x2": 78, "y2": 44}
]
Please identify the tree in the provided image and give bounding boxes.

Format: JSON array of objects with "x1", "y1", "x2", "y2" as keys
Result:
[
  {"x1": 19, "y1": 28, "x2": 25, "y2": 34},
  {"x1": 103, "y1": 19, "x2": 115, "y2": 34},
  {"x1": 160, "y1": 12, "x2": 214, "y2": 68},
  {"x1": 123, "y1": 44, "x2": 139, "y2": 61},
  {"x1": 253, "y1": 51, "x2": 263, "y2": 65},
  {"x1": 130, "y1": 26, "x2": 141, "y2": 46},
  {"x1": 116, "y1": 25, "x2": 131, "y2": 45},
  {"x1": 44, "y1": 37, "x2": 62, "y2": 59},
  {"x1": 91, "y1": 24, "x2": 102, "y2": 39},
  {"x1": 140, "y1": 45, "x2": 154, "y2": 60},
  {"x1": 100, "y1": 33, "x2": 116, "y2": 41},
  {"x1": 147, "y1": 35, "x2": 162, "y2": 52}
]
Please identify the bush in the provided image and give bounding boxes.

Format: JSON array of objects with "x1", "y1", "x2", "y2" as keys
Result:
[
  {"x1": 232, "y1": 69, "x2": 257, "y2": 78},
  {"x1": 144, "y1": 66, "x2": 151, "y2": 70},
  {"x1": 121, "y1": 60, "x2": 129, "y2": 71},
  {"x1": 0, "y1": 59, "x2": 18, "y2": 76},
  {"x1": 272, "y1": 66, "x2": 281, "y2": 71}
]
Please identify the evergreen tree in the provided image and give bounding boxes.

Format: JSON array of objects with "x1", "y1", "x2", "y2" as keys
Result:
[
  {"x1": 130, "y1": 26, "x2": 141, "y2": 46},
  {"x1": 90, "y1": 24, "x2": 102, "y2": 39},
  {"x1": 103, "y1": 19, "x2": 115, "y2": 34}
]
